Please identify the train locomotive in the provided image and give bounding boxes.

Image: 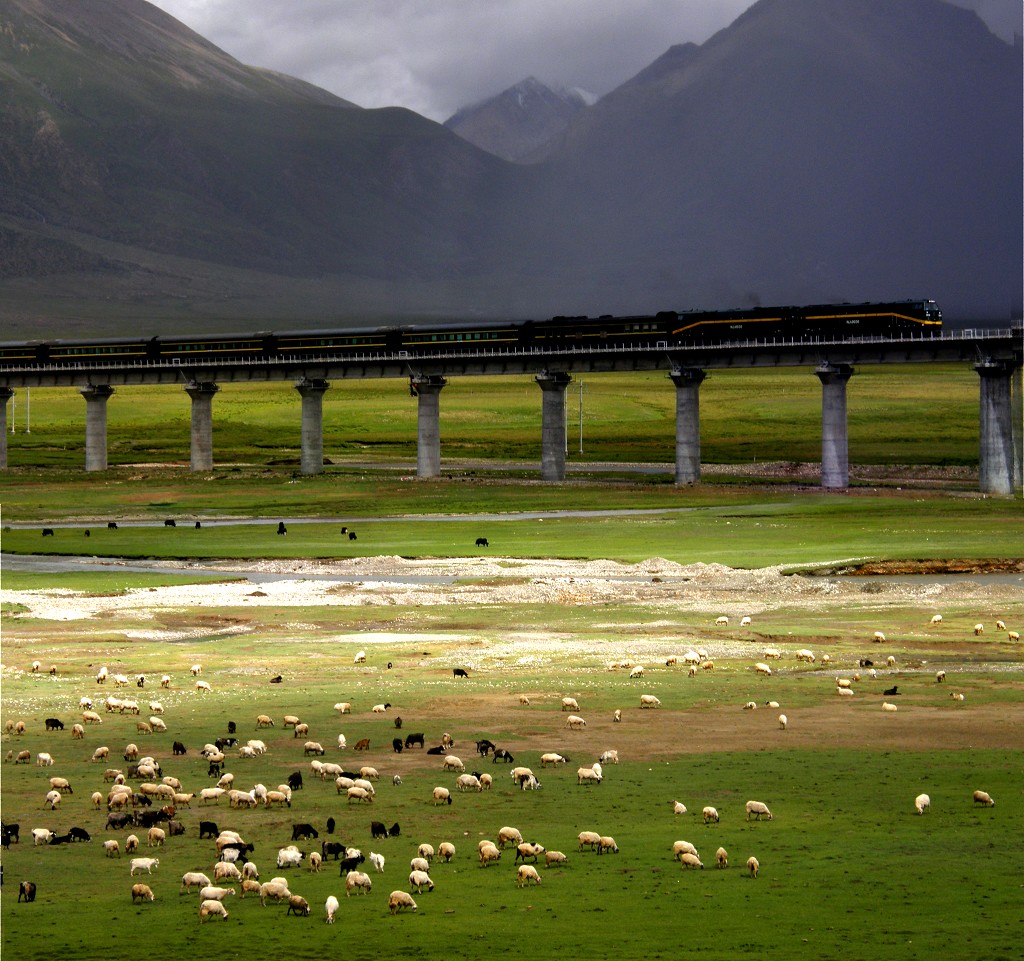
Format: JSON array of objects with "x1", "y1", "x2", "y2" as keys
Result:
[{"x1": 0, "y1": 300, "x2": 940, "y2": 368}]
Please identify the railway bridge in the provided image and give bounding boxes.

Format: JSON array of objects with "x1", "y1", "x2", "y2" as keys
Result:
[{"x1": 1, "y1": 328, "x2": 1021, "y2": 494}]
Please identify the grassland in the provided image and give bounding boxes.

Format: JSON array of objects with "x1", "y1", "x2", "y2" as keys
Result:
[{"x1": 1, "y1": 361, "x2": 1021, "y2": 961}]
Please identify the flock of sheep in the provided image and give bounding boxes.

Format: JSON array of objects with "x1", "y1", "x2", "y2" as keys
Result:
[{"x1": 2, "y1": 605, "x2": 1012, "y2": 926}]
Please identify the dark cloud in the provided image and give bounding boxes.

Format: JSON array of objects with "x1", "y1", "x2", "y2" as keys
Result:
[{"x1": 148, "y1": 0, "x2": 753, "y2": 119}]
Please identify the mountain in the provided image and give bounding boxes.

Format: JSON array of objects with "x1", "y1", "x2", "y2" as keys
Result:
[
  {"x1": 0, "y1": 0, "x2": 523, "y2": 335},
  {"x1": 503, "y1": 0, "x2": 1022, "y2": 322},
  {"x1": 0, "y1": 0, "x2": 1019, "y2": 337},
  {"x1": 444, "y1": 77, "x2": 592, "y2": 163}
]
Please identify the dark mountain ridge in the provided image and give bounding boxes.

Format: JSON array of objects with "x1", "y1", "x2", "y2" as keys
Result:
[{"x1": 0, "y1": 0, "x2": 1019, "y2": 338}]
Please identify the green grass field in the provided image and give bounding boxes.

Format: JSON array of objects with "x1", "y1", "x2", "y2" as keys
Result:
[
  {"x1": 0, "y1": 628, "x2": 1020, "y2": 961},
  {"x1": 1, "y1": 361, "x2": 1021, "y2": 961}
]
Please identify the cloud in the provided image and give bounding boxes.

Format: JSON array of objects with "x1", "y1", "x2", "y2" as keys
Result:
[{"x1": 147, "y1": 0, "x2": 753, "y2": 120}]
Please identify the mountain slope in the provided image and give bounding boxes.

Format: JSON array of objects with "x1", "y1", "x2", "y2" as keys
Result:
[
  {"x1": 444, "y1": 77, "x2": 592, "y2": 163},
  {"x1": 511, "y1": 0, "x2": 1021, "y2": 321}
]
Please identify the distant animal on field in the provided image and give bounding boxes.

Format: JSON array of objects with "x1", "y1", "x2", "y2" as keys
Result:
[
  {"x1": 453, "y1": 668, "x2": 469, "y2": 679},
  {"x1": 475, "y1": 537, "x2": 489, "y2": 547}
]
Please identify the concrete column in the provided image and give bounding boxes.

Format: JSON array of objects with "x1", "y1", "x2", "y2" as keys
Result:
[
  {"x1": 535, "y1": 371, "x2": 572, "y2": 481},
  {"x1": 1012, "y1": 365, "x2": 1023, "y2": 495},
  {"x1": 669, "y1": 368, "x2": 706, "y2": 485},
  {"x1": 80, "y1": 384, "x2": 115, "y2": 472},
  {"x1": 295, "y1": 378, "x2": 330, "y2": 476},
  {"x1": 0, "y1": 388, "x2": 13, "y2": 469},
  {"x1": 184, "y1": 381, "x2": 219, "y2": 472},
  {"x1": 411, "y1": 375, "x2": 447, "y2": 478},
  {"x1": 815, "y1": 364, "x2": 854, "y2": 490},
  {"x1": 975, "y1": 361, "x2": 1015, "y2": 496}
]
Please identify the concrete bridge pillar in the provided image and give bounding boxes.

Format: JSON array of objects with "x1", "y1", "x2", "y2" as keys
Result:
[
  {"x1": 535, "y1": 371, "x2": 572, "y2": 481},
  {"x1": 184, "y1": 381, "x2": 219, "y2": 472},
  {"x1": 975, "y1": 361, "x2": 1016, "y2": 496},
  {"x1": 411, "y1": 375, "x2": 448, "y2": 478},
  {"x1": 295, "y1": 378, "x2": 330, "y2": 476},
  {"x1": 0, "y1": 388, "x2": 12, "y2": 469},
  {"x1": 1012, "y1": 365, "x2": 1023, "y2": 495},
  {"x1": 815, "y1": 363, "x2": 854, "y2": 489},
  {"x1": 80, "y1": 384, "x2": 115, "y2": 472},
  {"x1": 670, "y1": 368, "x2": 706, "y2": 485}
]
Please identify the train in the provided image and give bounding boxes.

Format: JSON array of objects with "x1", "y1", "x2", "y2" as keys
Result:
[{"x1": 0, "y1": 300, "x2": 941, "y2": 368}]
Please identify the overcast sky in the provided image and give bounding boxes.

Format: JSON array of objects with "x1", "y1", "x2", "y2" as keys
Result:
[{"x1": 147, "y1": 0, "x2": 1019, "y2": 122}]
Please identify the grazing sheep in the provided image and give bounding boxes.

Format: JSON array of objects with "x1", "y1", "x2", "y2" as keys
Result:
[
  {"x1": 369, "y1": 851, "x2": 387, "y2": 873},
  {"x1": 1008, "y1": 631, "x2": 1020, "y2": 642},
  {"x1": 388, "y1": 890, "x2": 417, "y2": 914},
  {"x1": 199, "y1": 899, "x2": 230, "y2": 922},
  {"x1": 836, "y1": 687, "x2": 854, "y2": 697},
  {"x1": 973, "y1": 624, "x2": 984, "y2": 636},
  {"x1": 564, "y1": 714, "x2": 587, "y2": 730},
  {"x1": 104, "y1": 839, "x2": 121, "y2": 857},
  {"x1": 702, "y1": 806, "x2": 720, "y2": 824},
  {"x1": 345, "y1": 870, "x2": 373, "y2": 896},
  {"x1": 515, "y1": 842, "x2": 545, "y2": 863},
  {"x1": 930, "y1": 614, "x2": 943, "y2": 624},
  {"x1": 544, "y1": 850, "x2": 567, "y2": 868},
  {"x1": 597, "y1": 836, "x2": 619, "y2": 855},
  {"x1": 498, "y1": 826, "x2": 523, "y2": 848},
  {"x1": 629, "y1": 665, "x2": 645, "y2": 678},
  {"x1": 130, "y1": 857, "x2": 160, "y2": 875},
  {"x1": 915, "y1": 793, "x2": 931, "y2": 815},
  {"x1": 354, "y1": 650, "x2": 366, "y2": 664},
  {"x1": 409, "y1": 869, "x2": 434, "y2": 893},
  {"x1": 936, "y1": 670, "x2": 946, "y2": 683},
  {"x1": 795, "y1": 649, "x2": 815, "y2": 663},
  {"x1": 36, "y1": 753, "x2": 54, "y2": 767},
  {"x1": 214, "y1": 862, "x2": 243, "y2": 883},
  {"x1": 456, "y1": 773, "x2": 482, "y2": 792},
  {"x1": 754, "y1": 663, "x2": 772, "y2": 676},
  {"x1": 432, "y1": 787, "x2": 452, "y2": 806},
  {"x1": 745, "y1": 801, "x2": 772, "y2": 821},
  {"x1": 577, "y1": 765, "x2": 603, "y2": 786},
  {"x1": 778, "y1": 714, "x2": 787, "y2": 730},
  {"x1": 325, "y1": 894, "x2": 340, "y2": 923},
  {"x1": 747, "y1": 856, "x2": 759, "y2": 878},
  {"x1": 195, "y1": 681, "x2": 211, "y2": 693},
  {"x1": 561, "y1": 696, "x2": 579, "y2": 712},
  {"x1": 743, "y1": 702, "x2": 757, "y2": 711},
  {"x1": 950, "y1": 692, "x2": 966, "y2": 702},
  {"x1": 519, "y1": 694, "x2": 531, "y2": 705},
  {"x1": 334, "y1": 702, "x2": 352, "y2": 714},
  {"x1": 995, "y1": 620, "x2": 1006, "y2": 631},
  {"x1": 198, "y1": 885, "x2": 236, "y2": 903},
  {"x1": 765, "y1": 701, "x2": 780, "y2": 709},
  {"x1": 309, "y1": 852, "x2": 322, "y2": 873},
  {"x1": 516, "y1": 864, "x2": 542, "y2": 887},
  {"x1": 715, "y1": 616, "x2": 729, "y2": 626},
  {"x1": 613, "y1": 709, "x2": 621, "y2": 722},
  {"x1": 477, "y1": 842, "x2": 502, "y2": 867},
  {"x1": 672, "y1": 800, "x2": 687, "y2": 815},
  {"x1": 640, "y1": 694, "x2": 661, "y2": 709},
  {"x1": 437, "y1": 842, "x2": 455, "y2": 863},
  {"x1": 972, "y1": 790, "x2": 995, "y2": 807},
  {"x1": 716, "y1": 847, "x2": 728, "y2": 868},
  {"x1": 599, "y1": 750, "x2": 619, "y2": 764},
  {"x1": 131, "y1": 883, "x2": 155, "y2": 903},
  {"x1": 578, "y1": 831, "x2": 601, "y2": 852},
  {"x1": 259, "y1": 881, "x2": 292, "y2": 905},
  {"x1": 147, "y1": 827, "x2": 165, "y2": 847},
  {"x1": 741, "y1": 616, "x2": 752, "y2": 626},
  {"x1": 672, "y1": 840, "x2": 698, "y2": 860},
  {"x1": 287, "y1": 895, "x2": 311, "y2": 917},
  {"x1": 873, "y1": 631, "x2": 886, "y2": 643},
  {"x1": 680, "y1": 852, "x2": 703, "y2": 869},
  {"x1": 762, "y1": 648, "x2": 782, "y2": 660},
  {"x1": 124, "y1": 835, "x2": 139, "y2": 853}
]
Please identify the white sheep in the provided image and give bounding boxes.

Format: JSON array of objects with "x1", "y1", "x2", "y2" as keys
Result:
[
  {"x1": 715, "y1": 616, "x2": 729, "y2": 626},
  {"x1": 259, "y1": 881, "x2": 292, "y2": 904},
  {"x1": 409, "y1": 869, "x2": 434, "y2": 893},
  {"x1": 577, "y1": 831, "x2": 601, "y2": 852},
  {"x1": 334, "y1": 702, "x2": 352, "y2": 714},
  {"x1": 214, "y1": 862, "x2": 243, "y2": 883},
  {"x1": 640, "y1": 694, "x2": 661, "y2": 709},
  {"x1": 198, "y1": 885, "x2": 236, "y2": 903},
  {"x1": 190, "y1": 664, "x2": 202, "y2": 676},
  {"x1": 883, "y1": 702, "x2": 899, "y2": 712},
  {"x1": 745, "y1": 800, "x2": 772, "y2": 821},
  {"x1": 195, "y1": 680, "x2": 211, "y2": 693},
  {"x1": 577, "y1": 765, "x2": 603, "y2": 785},
  {"x1": 325, "y1": 894, "x2": 340, "y2": 923},
  {"x1": 914, "y1": 793, "x2": 930, "y2": 815},
  {"x1": 564, "y1": 714, "x2": 587, "y2": 730},
  {"x1": 540, "y1": 753, "x2": 568, "y2": 768},
  {"x1": 716, "y1": 847, "x2": 728, "y2": 868},
  {"x1": 345, "y1": 870, "x2": 373, "y2": 896},
  {"x1": 456, "y1": 773, "x2": 482, "y2": 792},
  {"x1": 516, "y1": 864, "x2": 542, "y2": 887},
  {"x1": 599, "y1": 750, "x2": 619, "y2": 764},
  {"x1": 747, "y1": 856, "x2": 759, "y2": 878},
  {"x1": 886, "y1": 655, "x2": 896, "y2": 667},
  {"x1": 177, "y1": 873, "x2": 209, "y2": 894},
  {"x1": 935, "y1": 670, "x2": 946, "y2": 683},
  {"x1": 544, "y1": 850, "x2": 568, "y2": 868},
  {"x1": 36, "y1": 752, "x2": 54, "y2": 767},
  {"x1": 441, "y1": 754, "x2": 465, "y2": 773},
  {"x1": 388, "y1": 890, "x2": 417, "y2": 914},
  {"x1": 778, "y1": 714, "x2": 787, "y2": 730},
  {"x1": 613, "y1": 709, "x2": 621, "y2": 722},
  {"x1": 354, "y1": 650, "x2": 366, "y2": 664},
  {"x1": 754, "y1": 663, "x2": 772, "y2": 676},
  {"x1": 795, "y1": 649, "x2": 815, "y2": 663},
  {"x1": 130, "y1": 857, "x2": 160, "y2": 875},
  {"x1": 478, "y1": 843, "x2": 502, "y2": 867},
  {"x1": 702, "y1": 806, "x2": 719, "y2": 824},
  {"x1": 973, "y1": 623, "x2": 984, "y2": 636},
  {"x1": 432, "y1": 786, "x2": 451, "y2": 806},
  {"x1": 743, "y1": 701, "x2": 757, "y2": 711},
  {"x1": 371, "y1": 703, "x2": 388, "y2": 714},
  {"x1": 680, "y1": 852, "x2": 703, "y2": 869},
  {"x1": 972, "y1": 790, "x2": 995, "y2": 807},
  {"x1": 498, "y1": 826, "x2": 523, "y2": 848},
  {"x1": 672, "y1": 840, "x2": 698, "y2": 860},
  {"x1": 561, "y1": 696, "x2": 579, "y2": 712},
  {"x1": 995, "y1": 620, "x2": 1006, "y2": 631},
  {"x1": 672, "y1": 800, "x2": 687, "y2": 815},
  {"x1": 950, "y1": 692, "x2": 966, "y2": 702},
  {"x1": 930, "y1": 614, "x2": 943, "y2": 624},
  {"x1": 199, "y1": 899, "x2": 229, "y2": 922},
  {"x1": 836, "y1": 687, "x2": 854, "y2": 697},
  {"x1": 31, "y1": 828, "x2": 54, "y2": 845},
  {"x1": 519, "y1": 694, "x2": 531, "y2": 705},
  {"x1": 103, "y1": 839, "x2": 121, "y2": 857},
  {"x1": 437, "y1": 843, "x2": 455, "y2": 863},
  {"x1": 598, "y1": 836, "x2": 619, "y2": 855},
  {"x1": 629, "y1": 665, "x2": 645, "y2": 678},
  {"x1": 1009, "y1": 631, "x2": 1020, "y2": 642},
  {"x1": 347, "y1": 786, "x2": 373, "y2": 803},
  {"x1": 873, "y1": 631, "x2": 886, "y2": 643},
  {"x1": 741, "y1": 616, "x2": 752, "y2": 627}
]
